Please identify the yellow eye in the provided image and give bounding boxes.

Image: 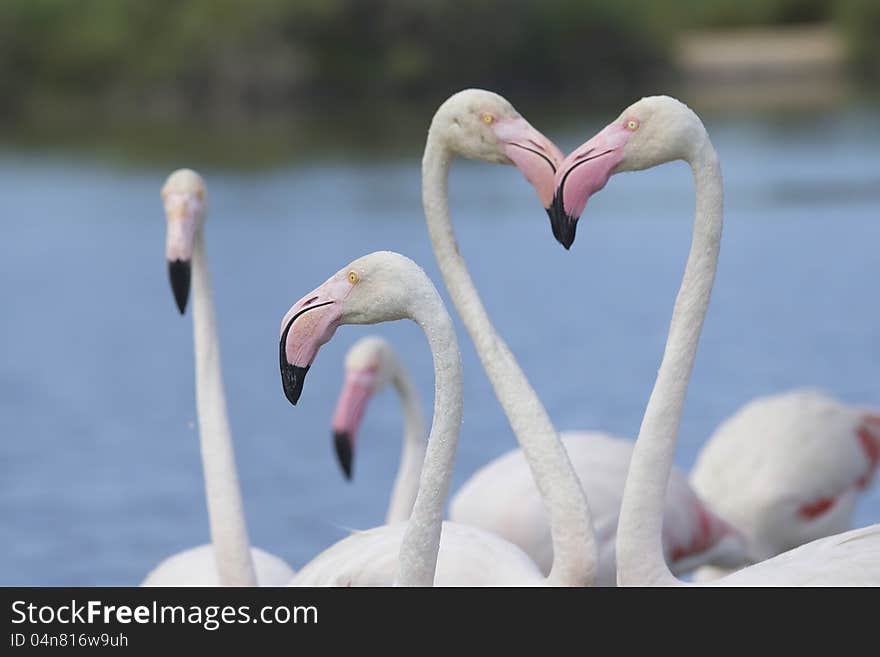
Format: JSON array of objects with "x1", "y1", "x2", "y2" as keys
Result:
[
  {"x1": 626, "y1": 119, "x2": 639, "y2": 131},
  {"x1": 348, "y1": 271, "x2": 359, "y2": 284},
  {"x1": 481, "y1": 113, "x2": 494, "y2": 124}
]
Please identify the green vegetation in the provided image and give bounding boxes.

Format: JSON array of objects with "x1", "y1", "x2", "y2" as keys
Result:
[
  {"x1": 0, "y1": 0, "x2": 666, "y2": 122},
  {"x1": 836, "y1": 0, "x2": 880, "y2": 80},
  {"x1": 0, "y1": 0, "x2": 876, "y2": 127}
]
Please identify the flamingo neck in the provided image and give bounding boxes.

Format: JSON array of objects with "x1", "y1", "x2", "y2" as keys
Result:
[
  {"x1": 385, "y1": 360, "x2": 427, "y2": 525},
  {"x1": 616, "y1": 138, "x2": 723, "y2": 587},
  {"x1": 191, "y1": 233, "x2": 257, "y2": 587},
  {"x1": 421, "y1": 134, "x2": 597, "y2": 586},
  {"x1": 394, "y1": 284, "x2": 462, "y2": 586}
]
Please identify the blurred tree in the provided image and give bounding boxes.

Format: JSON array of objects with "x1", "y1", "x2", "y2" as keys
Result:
[{"x1": 0, "y1": 0, "x2": 873, "y2": 123}]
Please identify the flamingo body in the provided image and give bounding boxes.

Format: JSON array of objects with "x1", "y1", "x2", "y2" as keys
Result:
[
  {"x1": 691, "y1": 389, "x2": 880, "y2": 569},
  {"x1": 451, "y1": 431, "x2": 746, "y2": 585},
  {"x1": 713, "y1": 525, "x2": 880, "y2": 586},
  {"x1": 143, "y1": 545, "x2": 295, "y2": 586},
  {"x1": 289, "y1": 522, "x2": 543, "y2": 586}
]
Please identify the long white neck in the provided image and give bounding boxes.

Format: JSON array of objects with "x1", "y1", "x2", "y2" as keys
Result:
[
  {"x1": 385, "y1": 363, "x2": 427, "y2": 525},
  {"x1": 191, "y1": 233, "x2": 257, "y2": 586},
  {"x1": 616, "y1": 138, "x2": 723, "y2": 587},
  {"x1": 394, "y1": 286, "x2": 462, "y2": 586},
  {"x1": 421, "y1": 135, "x2": 597, "y2": 586}
]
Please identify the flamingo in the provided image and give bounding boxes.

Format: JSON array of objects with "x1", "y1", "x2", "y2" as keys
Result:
[
  {"x1": 415, "y1": 90, "x2": 600, "y2": 585},
  {"x1": 690, "y1": 389, "x2": 880, "y2": 579},
  {"x1": 416, "y1": 89, "x2": 744, "y2": 584},
  {"x1": 549, "y1": 95, "x2": 880, "y2": 585},
  {"x1": 331, "y1": 335, "x2": 426, "y2": 524},
  {"x1": 142, "y1": 169, "x2": 295, "y2": 586},
  {"x1": 329, "y1": 337, "x2": 745, "y2": 584},
  {"x1": 279, "y1": 252, "x2": 545, "y2": 585}
]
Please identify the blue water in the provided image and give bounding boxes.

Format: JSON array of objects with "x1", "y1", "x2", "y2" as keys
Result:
[{"x1": 1, "y1": 107, "x2": 878, "y2": 585}]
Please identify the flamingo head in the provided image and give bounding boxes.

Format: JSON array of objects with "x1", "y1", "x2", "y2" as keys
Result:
[
  {"x1": 161, "y1": 169, "x2": 207, "y2": 314},
  {"x1": 431, "y1": 89, "x2": 564, "y2": 211},
  {"x1": 330, "y1": 336, "x2": 397, "y2": 480},
  {"x1": 279, "y1": 252, "x2": 425, "y2": 407},
  {"x1": 548, "y1": 95, "x2": 707, "y2": 249}
]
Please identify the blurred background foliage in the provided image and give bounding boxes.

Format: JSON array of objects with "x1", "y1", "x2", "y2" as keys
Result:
[{"x1": 0, "y1": 0, "x2": 877, "y2": 126}]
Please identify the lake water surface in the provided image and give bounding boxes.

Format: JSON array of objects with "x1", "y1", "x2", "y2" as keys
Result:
[{"x1": 1, "y1": 105, "x2": 878, "y2": 584}]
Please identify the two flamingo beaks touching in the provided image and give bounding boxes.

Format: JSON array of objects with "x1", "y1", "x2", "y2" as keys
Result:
[{"x1": 148, "y1": 90, "x2": 879, "y2": 586}]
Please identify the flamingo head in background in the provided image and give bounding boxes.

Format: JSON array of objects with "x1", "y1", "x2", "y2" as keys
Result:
[
  {"x1": 547, "y1": 95, "x2": 706, "y2": 249},
  {"x1": 161, "y1": 169, "x2": 207, "y2": 314},
  {"x1": 431, "y1": 88, "x2": 564, "y2": 217},
  {"x1": 278, "y1": 252, "x2": 421, "y2": 408},
  {"x1": 330, "y1": 336, "x2": 397, "y2": 480}
]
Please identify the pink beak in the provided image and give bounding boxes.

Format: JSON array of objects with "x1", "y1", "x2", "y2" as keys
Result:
[
  {"x1": 330, "y1": 368, "x2": 378, "y2": 479},
  {"x1": 492, "y1": 117, "x2": 565, "y2": 211},
  {"x1": 547, "y1": 121, "x2": 632, "y2": 249},
  {"x1": 279, "y1": 278, "x2": 351, "y2": 406}
]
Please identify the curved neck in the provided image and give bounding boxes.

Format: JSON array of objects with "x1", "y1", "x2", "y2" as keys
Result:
[
  {"x1": 616, "y1": 140, "x2": 723, "y2": 586},
  {"x1": 385, "y1": 363, "x2": 427, "y2": 525},
  {"x1": 421, "y1": 134, "x2": 597, "y2": 586},
  {"x1": 394, "y1": 288, "x2": 462, "y2": 586},
  {"x1": 191, "y1": 233, "x2": 257, "y2": 586}
]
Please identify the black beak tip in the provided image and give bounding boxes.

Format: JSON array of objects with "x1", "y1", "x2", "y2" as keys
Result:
[
  {"x1": 560, "y1": 230, "x2": 576, "y2": 250},
  {"x1": 333, "y1": 431, "x2": 354, "y2": 480},
  {"x1": 168, "y1": 259, "x2": 191, "y2": 315},
  {"x1": 546, "y1": 202, "x2": 579, "y2": 250},
  {"x1": 280, "y1": 362, "x2": 309, "y2": 406}
]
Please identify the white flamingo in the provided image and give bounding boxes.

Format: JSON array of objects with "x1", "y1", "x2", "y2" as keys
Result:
[
  {"x1": 331, "y1": 335, "x2": 426, "y2": 524},
  {"x1": 143, "y1": 169, "x2": 295, "y2": 586},
  {"x1": 690, "y1": 389, "x2": 880, "y2": 579},
  {"x1": 413, "y1": 90, "x2": 601, "y2": 585},
  {"x1": 550, "y1": 95, "x2": 880, "y2": 585},
  {"x1": 279, "y1": 252, "x2": 545, "y2": 585},
  {"x1": 419, "y1": 89, "x2": 744, "y2": 584}
]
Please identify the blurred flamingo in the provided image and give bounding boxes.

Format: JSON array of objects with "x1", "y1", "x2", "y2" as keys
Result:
[{"x1": 142, "y1": 169, "x2": 294, "y2": 586}]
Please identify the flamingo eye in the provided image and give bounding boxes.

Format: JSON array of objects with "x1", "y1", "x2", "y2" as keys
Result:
[
  {"x1": 625, "y1": 119, "x2": 639, "y2": 131},
  {"x1": 481, "y1": 113, "x2": 495, "y2": 125},
  {"x1": 348, "y1": 271, "x2": 359, "y2": 284}
]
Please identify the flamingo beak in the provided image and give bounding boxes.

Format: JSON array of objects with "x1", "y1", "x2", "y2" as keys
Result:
[
  {"x1": 330, "y1": 368, "x2": 378, "y2": 480},
  {"x1": 167, "y1": 260, "x2": 191, "y2": 315},
  {"x1": 333, "y1": 431, "x2": 354, "y2": 480},
  {"x1": 164, "y1": 193, "x2": 202, "y2": 314},
  {"x1": 491, "y1": 117, "x2": 564, "y2": 213},
  {"x1": 279, "y1": 278, "x2": 352, "y2": 406},
  {"x1": 548, "y1": 121, "x2": 632, "y2": 249}
]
